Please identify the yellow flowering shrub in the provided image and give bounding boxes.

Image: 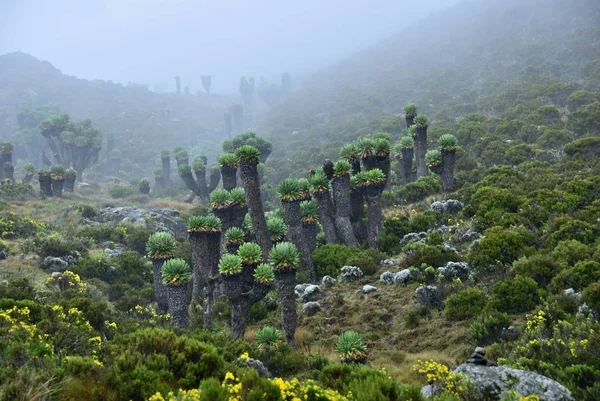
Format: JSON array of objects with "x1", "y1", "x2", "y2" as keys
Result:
[{"x1": 414, "y1": 360, "x2": 472, "y2": 398}]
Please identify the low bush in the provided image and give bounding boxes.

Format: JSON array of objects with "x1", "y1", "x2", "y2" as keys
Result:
[
  {"x1": 511, "y1": 254, "x2": 563, "y2": 286},
  {"x1": 312, "y1": 244, "x2": 362, "y2": 278},
  {"x1": 346, "y1": 248, "x2": 387, "y2": 276},
  {"x1": 468, "y1": 310, "x2": 510, "y2": 345},
  {"x1": 489, "y1": 275, "x2": 539, "y2": 314},
  {"x1": 550, "y1": 261, "x2": 600, "y2": 292},
  {"x1": 445, "y1": 288, "x2": 488, "y2": 321}
]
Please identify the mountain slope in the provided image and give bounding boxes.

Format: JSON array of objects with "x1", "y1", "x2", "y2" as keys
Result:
[{"x1": 262, "y1": 0, "x2": 600, "y2": 182}]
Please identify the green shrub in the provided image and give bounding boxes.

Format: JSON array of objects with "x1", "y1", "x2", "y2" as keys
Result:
[
  {"x1": 403, "y1": 244, "x2": 461, "y2": 270},
  {"x1": 346, "y1": 248, "x2": 387, "y2": 276},
  {"x1": 445, "y1": 288, "x2": 488, "y2": 321},
  {"x1": 489, "y1": 275, "x2": 539, "y2": 314},
  {"x1": 551, "y1": 239, "x2": 593, "y2": 267},
  {"x1": 257, "y1": 326, "x2": 282, "y2": 349},
  {"x1": 78, "y1": 225, "x2": 124, "y2": 243},
  {"x1": 468, "y1": 310, "x2": 510, "y2": 345},
  {"x1": 336, "y1": 331, "x2": 368, "y2": 363},
  {"x1": 317, "y1": 363, "x2": 402, "y2": 399},
  {"x1": 312, "y1": 244, "x2": 362, "y2": 277},
  {"x1": 550, "y1": 261, "x2": 600, "y2": 292},
  {"x1": 103, "y1": 328, "x2": 225, "y2": 401},
  {"x1": 394, "y1": 175, "x2": 441, "y2": 204},
  {"x1": 76, "y1": 205, "x2": 96, "y2": 218},
  {"x1": 262, "y1": 342, "x2": 307, "y2": 377},
  {"x1": 71, "y1": 254, "x2": 117, "y2": 283},
  {"x1": 582, "y1": 283, "x2": 600, "y2": 312},
  {"x1": 468, "y1": 226, "x2": 533, "y2": 273},
  {"x1": 511, "y1": 254, "x2": 563, "y2": 286},
  {"x1": 109, "y1": 183, "x2": 136, "y2": 198},
  {"x1": 0, "y1": 278, "x2": 36, "y2": 300}
]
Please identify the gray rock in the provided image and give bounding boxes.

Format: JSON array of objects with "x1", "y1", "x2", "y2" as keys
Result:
[
  {"x1": 302, "y1": 301, "x2": 322, "y2": 316},
  {"x1": 501, "y1": 326, "x2": 522, "y2": 342},
  {"x1": 399, "y1": 232, "x2": 427, "y2": 248},
  {"x1": 442, "y1": 242, "x2": 458, "y2": 253},
  {"x1": 415, "y1": 285, "x2": 443, "y2": 308},
  {"x1": 437, "y1": 261, "x2": 471, "y2": 281},
  {"x1": 380, "y1": 271, "x2": 395, "y2": 285},
  {"x1": 430, "y1": 199, "x2": 464, "y2": 214},
  {"x1": 460, "y1": 228, "x2": 481, "y2": 243},
  {"x1": 380, "y1": 259, "x2": 395, "y2": 267},
  {"x1": 437, "y1": 225, "x2": 458, "y2": 235},
  {"x1": 0, "y1": 250, "x2": 7, "y2": 260},
  {"x1": 301, "y1": 285, "x2": 322, "y2": 303},
  {"x1": 94, "y1": 207, "x2": 186, "y2": 237},
  {"x1": 564, "y1": 288, "x2": 578, "y2": 297},
  {"x1": 363, "y1": 285, "x2": 377, "y2": 294},
  {"x1": 242, "y1": 358, "x2": 272, "y2": 378},
  {"x1": 420, "y1": 384, "x2": 437, "y2": 398},
  {"x1": 338, "y1": 266, "x2": 363, "y2": 282},
  {"x1": 454, "y1": 364, "x2": 574, "y2": 401},
  {"x1": 295, "y1": 283, "x2": 311, "y2": 298},
  {"x1": 104, "y1": 247, "x2": 124, "y2": 258},
  {"x1": 321, "y1": 275, "x2": 336, "y2": 286},
  {"x1": 42, "y1": 257, "x2": 68, "y2": 272},
  {"x1": 579, "y1": 302, "x2": 592, "y2": 315},
  {"x1": 393, "y1": 269, "x2": 413, "y2": 285}
]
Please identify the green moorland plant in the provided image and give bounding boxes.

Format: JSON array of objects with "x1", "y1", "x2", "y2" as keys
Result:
[
  {"x1": 266, "y1": 215, "x2": 287, "y2": 243},
  {"x1": 146, "y1": 232, "x2": 177, "y2": 313},
  {"x1": 269, "y1": 242, "x2": 299, "y2": 344},
  {"x1": 309, "y1": 170, "x2": 339, "y2": 244},
  {"x1": 161, "y1": 258, "x2": 191, "y2": 328},
  {"x1": 336, "y1": 330, "x2": 368, "y2": 364}
]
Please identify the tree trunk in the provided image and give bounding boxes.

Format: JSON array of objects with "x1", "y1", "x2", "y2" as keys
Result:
[
  {"x1": 415, "y1": 127, "x2": 428, "y2": 179},
  {"x1": 300, "y1": 222, "x2": 317, "y2": 282},
  {"x1": 180, "y1": 171, "x2": 199, "y2": 195},
  {"x1": 350, "y1": 188, "x2": 367, "y2": 245},
  {"x1": 230, "y1": 263, "x2": 255, "y2": 340},
  {"x1": 239, "y1": 163, "x2": 271, "y2": 260},
  {"x1": 188, "y1": 231, "x2": 221, "y2": 329},
  {"x1": 365, "y1": 188, "x2": 384, "y2": 249},
  {"x1": 176, "y1": 157, "x2": 189, "y2": 169},
  {"x1": 332, "y1": 176, "x2": 359, "y2": 247},
  {"x1": 161, "y1": 157, "x2": 172, "y2": 187},
  {"x1": 313, "y1": 190, "x2": 339, "y2": 244},
  {"x1": 167, "y1": 284, "x2": 189, "y2": 329},
  {"x1": 221, "y1": 165, "x2": 237, "y2": 191},
  {"x1": 401, "y1": 148, "x2": 415, "y2": 183},
  {"x1": 39, "y1": 176, "x2": 53, "y2": 197},
  {"x1": 64, "y1": 176, "x2": 76, "y2": 193},
  {"x1": 406, "y1": 115, "x2": 415, "y2": 129},
  {"x1": 208, "y1": 169, "x2": 221, "y2": 193},
  {"x1": 282, "y1": 200, "x2": 315, "y2": 282},
  {"x1": 51, "y1": 178, "x2": 64, "y2": 197},
  {"x1": 22, "y1": 173, "x2": 34, "y2": 184},
  {"x1": 441, "y1": 150, "x2": 456, "y2": 192},
  {"x1": 195, "y1": 171, "x2": 209, "y2": 203},
  {"x1": 3, "y1": 163, "x2": 14, "y2": 183},
  {"x1": 154, "y1": 177, "x2": 165, "y2": 194},
  {"x1": 275, "y1": 269, "x2": 297, "y2": 345},
  {"x1": 230, "y1": 205, "x2": 248, "y2": 229},
  {"x1": 152, "y1": 258, "x2": 170, "y2": 314}
]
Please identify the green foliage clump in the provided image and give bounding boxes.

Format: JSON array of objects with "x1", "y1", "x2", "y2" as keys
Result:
[
  {"x1": 237, "y1": 242, "x2": 262, "y2": 264},
  {"x1": 269, "y1": 242, "x2": 299, "y2": 271},
  {"x1": 468, "y1": 310, "x2": 510, "y2": 345},
  {"x1": 266, "y1": 215, "x2": 287, "y2": 242},
  {"x1": 225, "y1": 227, "x2": 245, "y2": 245},
  {"x1": 257, "y1": 326, "x2": 281, "y2": 348},
  {"x1": 424, "y1": 150, "x2": 442, "y2": 168},
  {"x1": 413, "y1": 115, "x2": 428, "y2": 127},
  {"x1": 312, "y1": 244, "x2": 362, "y2": 277},
  {"x1": 277, "y1": 178, "x2": 302, "y2": 201},
  {"x1": 235, "y1": 145, "x2": 261, "y2": 164},
  {"x1": 468, "y1": 226, "x2": 533, "y2": 273},
  {"x1": 50, "y1": 165, "x2": 66, "y2": 179},
  {"x1": 336, "y1": 330, "x2": 367, "y2": 363},
  {"x1": 146, "y1": 232, "x2": 177, "y2": 260},
  {"x1": 317, "y1": 363, "x2": 402, "y2": 400},
  {"x1": 438, "y1": 134, "x2": 458, "y2": 151},
  {"x1": 396, "y1": 136, "x2": 414, "y2": 150},
  {"x1": 391, "y1": 175, "x2": 441, "y2": 204},
  {"x1": 254, "y1": 263, "x2": 274, "y2": 284},
  {"x1": 218, "y1": 254, "x2": 243, "y2": 276},
  {"x1": 178, "y1": 164, "x2": 192, "y2": 176},
  {"x1": 403, "y1": 103, "x2": 418, "y2": 116},
  {"x1": 161, "y1": 258, "x2": 191, "y2": 286},
  {"x1": 489, "y1": 275, "x2": 539, "y2": 314},
  {"x1": 445, "y1": 288, "x2": 488, "y2": 321},
  {"x1": 351, "y1": 169, "x2": 386, "y2": 188},
  {"x1": 210, "y1": 188, "x2": 231, "y2": 208},
  {"x1": 192, "y1": 156, "x2": 206, "y2": 173},
  {"x1": 340, "y1": 143, "x2": 361, "y2": 162},
  {"x1": 511, "y1": 254, "x2": 563, "y2": 286},
  {"x1": 309, "y1": 170, "x2": 329, "y2": 192},
  {"x1": 229, "y1": 188, "x2": 246, "y2": 206},
  {"x1": 218, "y1": 152, "x2": 239, "y2": 167},
  {"x1": 332, "y1": 160, "x2": 352, "y2": 177},
  {"x1": 187, "y1": 215, "x2": 221, "y2": 232},
  {"x1": 300, "y1": 200, "x2": 318, "y2": 224}
]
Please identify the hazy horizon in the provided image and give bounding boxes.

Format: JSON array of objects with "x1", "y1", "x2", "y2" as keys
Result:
[{"x1": 0, "y1": 0, "x2": 459, "y2": 94}]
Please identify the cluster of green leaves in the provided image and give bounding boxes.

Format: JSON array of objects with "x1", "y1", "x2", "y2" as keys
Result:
[
  {"x1": 161, "y1": 258, "x2": 191, "y2": 286},
  {"x1": 187, "y1": 215, "x2": 221, "y2": 232},
  {"x1": 146, "y1": 232, "x2": 177, "y2": 259}
]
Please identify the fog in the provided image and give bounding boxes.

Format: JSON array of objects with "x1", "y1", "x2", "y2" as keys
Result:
[{"x1": 0, "y1": 0, "x2": 459, "y2": 93}]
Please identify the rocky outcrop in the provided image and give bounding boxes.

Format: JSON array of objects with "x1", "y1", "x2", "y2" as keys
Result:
[
  {"x1": 338, "y1": 266, "x2": 363, "y2": 282},
  {"x1": 437, "y1": 261, "x2": 471, "y2": 281},
  {"x1": 454, "y1": 364, "x2": 574, "y2": 401},
  {"x1": 239, "y1": 358, "x2": 272, "y2": 378},
  {"x1": 321, "y1": 275, "x2": 336, "y2": 286},
  {"x1": 88, "y1": 207, "x2": 186, "y2": 237},
  {"x1": 399, "y1": 232, "x2": 427, "y2": 248},
  {"x1": 430, "y1": 199, "x2": 464, "y2": 214},
  {"x1": 295, "y1": 284, "x2": 322, "y2": 303},
  {"x1": 42, "y1": 252, "x2": 81, "y2": 272},
  {"x1": 302, "y1": 301, "x2": 322, "y2": 316},
  {"x1": 415, "y1": 285, "x2": 442, "y2": 309},
  {"x1": 362, "y1": 284, "x2": 377, "y2": 294}
]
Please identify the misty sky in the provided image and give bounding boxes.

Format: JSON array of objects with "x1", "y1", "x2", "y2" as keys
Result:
[{"x1": 0, "y1": 0, "x2": 458, "y2": 93}]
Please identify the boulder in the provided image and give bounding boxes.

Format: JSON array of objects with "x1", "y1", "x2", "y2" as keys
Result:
[
  {"x1": 437, "y1": 261, "x2": 471, "y2": 281},
  {"x1": 321, "y1": 275, "x2": 336, "y2": 286},
  {"x1": 241, "y1": 358, "x2": 272, "y2": 378},
  {"x1": 338, "y1": 266, "x2": 363, "y2": 282},
  {"x1": 460, "y1": 228, "x2": 481, "y2": 243},
  {"x1": 93, "y1": 207, "x2": 186, "y2": 237},
  {"x1": 301, "y1": 285, "x2": 322, "y2": 303},
  {"x1": 380, "y1": 259, "x2": 395, "y2": 267},
  {"x1": 104, "y1": 247, "x2": 124, "y2": 258},
  {"x1": 415, "y1": 285, "x2": 443, "y2": 309},
  {"x1": 42, "y1": 257, "x2": 68, "y2": 272},
  {"x1": 380, "y1": 271, "x2": 395, "y2": 285},
  {"x1": 295, "y1": 283, "x2": 311, "y2": 298},
  {"x1": 430, "y1": 199, "x2": 464, "y2": 214},
  {"x1": 393, "y1": 269, "x2": 413, "y2": 285},
  {"x1": 454, "y1": 364, "x2": 574, "y2": 401},
  {"x1": 302, "y1": 301, "x2": 322, "y2": 316},
  {"x1": 362, "y1": 285, "x2": 377, "y2": 294},
  {"x1": 399, "y1": 232, "x2": 427, "y2": 248},
  {"x1": 0, "y1": 250, "x2": 7, "y2": 260}
]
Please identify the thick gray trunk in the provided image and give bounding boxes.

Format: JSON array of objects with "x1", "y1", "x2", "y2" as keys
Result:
[
  {"x1": 63, "y1": 176, "x2": 76, "y2": 192},
  {"x1": 365, "y1": 192, "x2": 383, "y2": 249},
  {"x1": 350, "y1": 189, "x2": 367, "y2": 245},
  {"x1": 221, "y1": 165, "x2": 237, "y2": 191},
  {"x1": 332, "y1": 176, "x2": 358, "y2": 247},
  {"x1": 39, "y1": 176, "x2": 53, "y2": 197},
  {"x1": 195, "y1": 171, "x2": 209, "y2": 203},
  {"x1": 51, "y1": 179, "x2": 64, "y2": 198},
  {"x1": 275, "y1": 269, "x2": 297, "y2": 345},
  {"x1": 441, "y1": 150, "x2": 456, "y2": 192},
  {"x1": 240, "y1": 163, "x2": 271, "y2": 260},
  {"x1": 313, "y1": 191, "x2": 339, "y2": 244},
  {"x1": 167, "y1": 284, "x2": 189, "y2": 328},
  {"x1": 188, "y1": 231, "x2": 221, "y2": 329},
  {"x1": 401, "y1": 148, "x2": 415, "y2": 184},
  {"x1": 161, "y1": 157, "x2": 171, "y2": 187},
  {"x1": 415, "y1": 127, "x2": 428, "y2": 179},
  {"x1": 152, "y1": 258, "x2": 170, "y2": 314}
]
